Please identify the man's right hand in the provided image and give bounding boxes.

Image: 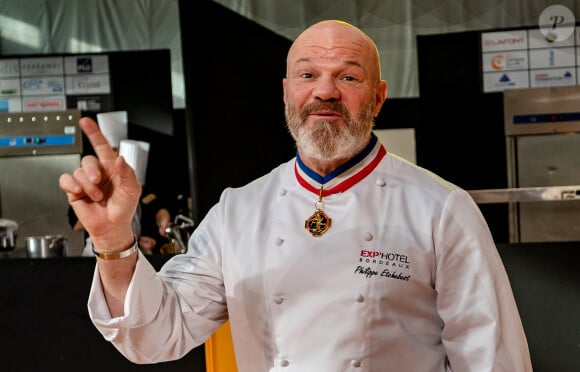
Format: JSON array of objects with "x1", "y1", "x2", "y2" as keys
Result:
[{"x1": 58, "y1": 117, "x2": 141, "y2": 252}]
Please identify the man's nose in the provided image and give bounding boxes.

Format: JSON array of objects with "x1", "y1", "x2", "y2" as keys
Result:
[{"x1": 313, "y1": 77, "x2": 340, "y2": 101}]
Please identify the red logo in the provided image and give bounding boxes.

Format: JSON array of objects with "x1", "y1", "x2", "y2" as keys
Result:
[{"x1": 360, "y1": 250, "x2": 381, "y2": 258}]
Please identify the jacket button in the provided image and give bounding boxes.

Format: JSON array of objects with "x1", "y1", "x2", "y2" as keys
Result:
[
  {"x1": 350, "y1": 359, "x2": 361, "y2": 367},
  {"x1": 375, "y1": 179, "x2": 386, "y2": 187},
  {"x1": 364, "y1": 232, "x2": 373, "y2": 241},
  {"x1": 275, "y1": 237, "x2": 284, "y2": 246},
  {"x1": 273, "y1": 295, "x2": 284, "y2": 305},
  {"x1": 280, "y1": 359, "x2": 289, "y2": 367},
  {"x1": 279, "y1": 188, "x2": 287, "y2": 196},
  {"x1": 355, "y1": 293, "x2": 365, "y2": 302}
]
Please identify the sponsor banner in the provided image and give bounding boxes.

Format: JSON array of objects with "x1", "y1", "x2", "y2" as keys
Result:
[
  {"x1": 0, "y1": 54, "x2": 114, "y2": 115},
  {"x1": 20, "y1": 57, "x2": 64, "y2": 76},
  {"x1": 529, "y1": 47, "x2": 575, "y2": 69},
  {"x1": 482, "y1": 50, "x2": 528, "y2": 72},
  {"x1": 64, "y1": 55, "x2": 109, "y2": 74},
  {"x1": 530, "y1": 68, "x2": 576, "y2": 87},
  {"x1": 483, "y1": 70, "x2": 529, "y2": 93},
  {"x1": 65, "y1": 74, "x2": 111, "y2": 94},
  {"x1": 528, "y1": 28, "x2": 575, "y2": 48},
  {"x1": 481, "y1": 30, "x2": 528, "y2": 52},
  {"x1": 481, "y1": 25, "x2": 580, "y2": 92},
  {"x1": 0, "y1": 97, "x2": 22, "y2": 112},
  {"x1": 0, "y1": 78, "x2": 21, "y2": 96},
  {"x1": 22, "y1": 96, "x2": 67, "y2": 112},
  {"x1": 21, "y1": 76, "x2": 65, "y2": 96},
  {"x1": 0, "y1": 59, "x2": 20, "y2": 78}
]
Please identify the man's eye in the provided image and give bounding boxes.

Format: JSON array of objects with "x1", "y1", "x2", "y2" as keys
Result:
[
  {"x1": 300, "y1": 73, "x2": 313, "y2": 78},
  {"x1": 343, "y1": 76, "x2": 355, "y2": 81}
]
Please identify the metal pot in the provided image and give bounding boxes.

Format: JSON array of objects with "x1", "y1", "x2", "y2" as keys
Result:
[
  {"x1": 26, "y1": 235, "x2": 68, "y2": 258},
  {"x1": 0, "y1": 219, "x2": 18, "y2": 251}
]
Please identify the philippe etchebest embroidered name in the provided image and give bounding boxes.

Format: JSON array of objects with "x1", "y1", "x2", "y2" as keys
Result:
[{"x1": 355, "y1": 249, "x2": 412, "y2": 281}]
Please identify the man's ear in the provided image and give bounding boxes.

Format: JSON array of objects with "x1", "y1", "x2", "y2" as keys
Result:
[{"x1": 373, "y1": 80, "x2": 388, "y2": 117}]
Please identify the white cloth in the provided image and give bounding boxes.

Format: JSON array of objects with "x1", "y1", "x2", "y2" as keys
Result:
[
  {"x1": 81, "y1": 236, "x2": 93, "y2": 257},
  {"x1": 88, "y1": 142, "x2": 532, "y2": 371}
]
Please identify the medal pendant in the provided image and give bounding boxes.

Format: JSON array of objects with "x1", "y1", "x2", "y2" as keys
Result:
[{"x1": 305, "y1": 210, "x2": 332, "y2": 237}]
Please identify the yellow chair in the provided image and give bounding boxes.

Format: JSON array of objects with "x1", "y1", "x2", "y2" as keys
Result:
[{"x1": 205, "y1": 320, "x2": 238, "y2": 372}]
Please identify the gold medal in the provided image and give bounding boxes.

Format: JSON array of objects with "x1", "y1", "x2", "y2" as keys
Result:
[{"x1": 305, "y1": 186, "x2": 332, "y2": 236}]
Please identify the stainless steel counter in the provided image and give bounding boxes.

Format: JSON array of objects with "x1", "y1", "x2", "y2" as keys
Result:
[
  {"x1": 468, "y1": 185, "x2": 580, "y2": 204},
  {"x1": 469, "y1": 185, "x2": 580, "y2": 243}
]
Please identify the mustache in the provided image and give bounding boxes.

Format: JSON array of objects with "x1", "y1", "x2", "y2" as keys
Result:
[{"x1": 300, "y1": 101, "x2": 349, "y2": 120}]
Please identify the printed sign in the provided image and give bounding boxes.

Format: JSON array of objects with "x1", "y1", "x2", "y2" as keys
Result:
[
  {"x1": 0, "y1": 54, "x2": 112, "y2": 113},
  {"x1": 22, "y1": 96, "x2": 67, "y2": 111},
  {"x1": 482, "y1": 27, "x2": 580, "y2": 92},
  {"x1": 21, "y1": 76, "x2": 65, "y2": 96},
  {"x1": 64, "y1": 55, "x2": 110, "y2": 74},
  {"x1": 482, "y1": 51, "x2": 528, "y2": 72},
  {"x1": 0, "y1": 79, "x2": 21, "y2": 96},
  {"x1": 65, "y1": 74, "x2": 111, "y2": 95},
  {"x1": 0, "y1": 59, "x2": 20, "y2": 78},
  {"x1": 0, "y1": 98, "x2": 21, "y2": 112},
  {"x1": 530, "y1": 68, "x2": 576, "y2": 87},
  {"x1": 20, "y1": 57, "x2": 64, "y2": 77}
]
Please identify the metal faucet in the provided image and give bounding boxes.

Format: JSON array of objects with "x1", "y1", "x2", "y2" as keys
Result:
[{"x1": 164, "y1": 214, "x2": 195, "y2": 254}]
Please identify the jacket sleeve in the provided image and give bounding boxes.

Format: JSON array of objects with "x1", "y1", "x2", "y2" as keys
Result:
[
  {"x1": 87, "y1": 204, "x2": 228, "y2": 364},
  {"x1": 434, "y1": 189, "x2": 532, "y2": 371}
]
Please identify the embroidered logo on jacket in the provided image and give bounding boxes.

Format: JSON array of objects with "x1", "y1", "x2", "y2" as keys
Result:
[{"x1": 355, "y1": 250, "x2": 411, "y2": 281}]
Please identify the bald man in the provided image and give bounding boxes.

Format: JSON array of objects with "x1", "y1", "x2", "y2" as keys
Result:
[{"x1": 60, "y1": 20, "x2": 531, "y2": 371}]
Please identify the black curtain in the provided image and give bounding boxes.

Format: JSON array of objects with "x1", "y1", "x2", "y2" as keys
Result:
[{"x1": 179, "y1": 0, "x2": 294, "y2": 222}]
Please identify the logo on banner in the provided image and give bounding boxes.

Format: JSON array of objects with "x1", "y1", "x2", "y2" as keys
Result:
[
  {"x1": 490, "y1": 53, "x2": 526, "y2": 70},
  {"x1": 497, "y1": 73, "x2": 517, "y2": 87},
  {"x1": 76, "y1": 57, "x2": 93, "y2": 73},
  {"x1": 482, "y1": 37, "x2": 525, "y2": 49},
  {"x1": 23, "y1": 96, "x2": 66, "y2": 111},
  {"x1": 534, "y1": 70, "x2": 574, "y2": 83}
]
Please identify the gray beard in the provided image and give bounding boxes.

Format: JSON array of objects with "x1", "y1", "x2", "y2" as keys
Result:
[{"x1": 285, "y1": 101, "x2": 375, "y2": 164}]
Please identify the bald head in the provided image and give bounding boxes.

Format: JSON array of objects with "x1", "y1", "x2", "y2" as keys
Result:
[
  {"x1": 283, "y1": 20, "x2": 388, "y2": 174},
  {"x1": 287, "y1": 20, "x2": 382, "y2": 83}
]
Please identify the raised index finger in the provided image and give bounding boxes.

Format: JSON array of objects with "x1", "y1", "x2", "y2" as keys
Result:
[{"x1": 79, "y1": 116, "x2": 117, "y2": 161}]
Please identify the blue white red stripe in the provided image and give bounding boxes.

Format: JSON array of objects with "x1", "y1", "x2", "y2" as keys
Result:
[{"x1": 295, "y1": 133, "x2": 387, "y2": 196}]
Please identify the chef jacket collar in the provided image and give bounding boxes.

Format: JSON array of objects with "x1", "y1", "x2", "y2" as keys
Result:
[{"x1": 295, "y1": 132, "x2": 386, "y2": 196}]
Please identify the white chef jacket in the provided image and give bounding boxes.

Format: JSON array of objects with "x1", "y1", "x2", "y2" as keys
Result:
[{"x1": 88, "y1": 135, "x2": 532, "y2": 371}]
